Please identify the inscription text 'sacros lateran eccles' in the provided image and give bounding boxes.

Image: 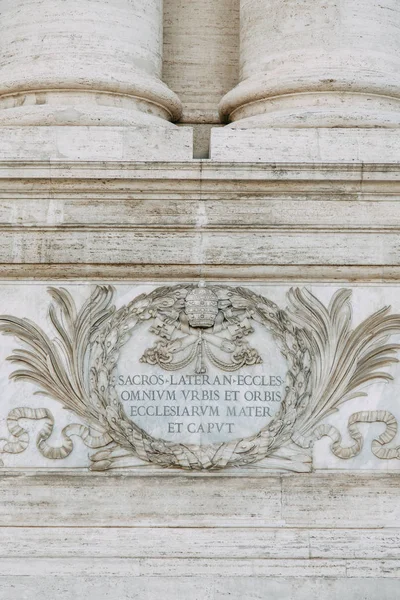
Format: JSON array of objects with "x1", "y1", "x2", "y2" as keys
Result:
[{"x1": 1, "y1": 284, "x2": 400, "y2": 472}]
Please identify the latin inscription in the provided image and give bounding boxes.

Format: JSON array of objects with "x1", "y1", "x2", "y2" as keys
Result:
[{"x1": 117, "y1": 373, "x2": 284, "y2": 441}]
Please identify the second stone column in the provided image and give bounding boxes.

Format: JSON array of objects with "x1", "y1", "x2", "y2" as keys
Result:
[{"x1": 219, "y1": 0, "x2": 400, "y2": 128}]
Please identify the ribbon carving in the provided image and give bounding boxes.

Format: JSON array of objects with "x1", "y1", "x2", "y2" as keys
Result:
[{"x1": 0, "y1": 284, "x2": 400, "y2": 471}]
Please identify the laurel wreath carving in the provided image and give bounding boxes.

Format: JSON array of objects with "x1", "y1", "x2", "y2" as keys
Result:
[{"x1": 1, "y1": 285, "x2": 400, "y2": 471}]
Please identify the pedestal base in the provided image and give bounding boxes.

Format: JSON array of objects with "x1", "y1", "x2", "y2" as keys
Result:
[
  {"x1": 211, "y1": 128, "x2": 400, "y2": 163},
  {"x1": 0, "y1": 126, "x2": 193, "y2": 162}
]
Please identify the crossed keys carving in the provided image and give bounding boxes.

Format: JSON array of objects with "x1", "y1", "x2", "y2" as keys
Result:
[{"x1": 140, "y1": 286, "x2": 262, "y2": 373}]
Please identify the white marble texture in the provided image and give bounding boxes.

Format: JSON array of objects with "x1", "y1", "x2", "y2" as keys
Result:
[{"x1": 1, "y1": 282, "x2": 400, "y2": 473}]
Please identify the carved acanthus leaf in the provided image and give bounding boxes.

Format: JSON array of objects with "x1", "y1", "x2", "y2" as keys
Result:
[
  {"x1": 1, "y1": 284, "x2": 400, "y2": 471},
  {"x1": 286, "y1": 288, "x2": 400, "y2": 439}
]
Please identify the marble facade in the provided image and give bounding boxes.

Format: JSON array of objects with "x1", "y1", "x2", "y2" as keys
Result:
[{"x1": 0, "y1": 1, "x2": 400, "y2": 598}]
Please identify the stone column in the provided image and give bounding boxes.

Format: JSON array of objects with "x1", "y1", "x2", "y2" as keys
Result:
[
  {"x1": 219, "y1": 0, "x2": 400, "y2": 128},
  {"x1": 0, "y1": 0, "x2": 182, "y2": 126}
]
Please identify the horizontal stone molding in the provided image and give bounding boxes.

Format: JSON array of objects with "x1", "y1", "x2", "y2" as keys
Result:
[
  {"x1": 2, "y1": 527, "x2": 400, "y2": 560},
  {"x1": 0, "y1": 228, "x2": 399, "y2": 266},
  {"x1": 0, "y1": 577, "x2": 397, "y2": 600},
  {"x1": 0, "y1": 157, "x2": 398, "y2": 270},
  {"x1": 0, "y1": 264, "x2": 399, "y2": 281},
  {"x1": 1, "y1": 473, "x2": 399, "y2": 528},
  {"x1": 0, "y1": 557, "x2": 398, "y2": 578}
]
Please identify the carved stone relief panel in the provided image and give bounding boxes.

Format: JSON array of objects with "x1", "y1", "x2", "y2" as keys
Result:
[{"x1": 1, "y1": 282, "x2": 400, "y2": 473}]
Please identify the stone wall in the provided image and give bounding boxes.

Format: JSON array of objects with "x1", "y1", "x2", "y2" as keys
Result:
[{"x1": 0, "y1": 1, "x2": 400, "y2": 599}]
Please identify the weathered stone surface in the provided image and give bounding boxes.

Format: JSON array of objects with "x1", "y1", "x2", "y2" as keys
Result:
[
  {"x1": 1, "y1": 474, "x2": 400, "y2": 597},
  {"x1": 164, "y1": 0, "x2": 239, "y2": 124},
  {"x1": 0, "y1": 126, "x2": 193, "y2": 162},
  {"x1": 0, "y1": 0, "x2": 399, "y2": 596},
  {"x1": 211, "y1": 128, "x2": 400, "y2": 163},
  {"x1": 0, "y1": 160, "x2": 399, "y2": 275},
  {"x1": 220, "y1": 0, "x2": 400, "y2": 128},
  {"x1": 0, "y1": 0, "x2": 181, "y2": 126},
  {"x1": 0, "y1": 576, "x2": 398, "y2": 600}
]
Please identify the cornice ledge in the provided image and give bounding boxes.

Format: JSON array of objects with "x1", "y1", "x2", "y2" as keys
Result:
[{"x1": 0, "y1": 160, "x2": 399, "y2": 182}]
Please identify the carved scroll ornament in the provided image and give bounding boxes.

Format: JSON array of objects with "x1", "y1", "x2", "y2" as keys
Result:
[{"x1": 0, "y1": 284, "x2": 400, "y2": 472}]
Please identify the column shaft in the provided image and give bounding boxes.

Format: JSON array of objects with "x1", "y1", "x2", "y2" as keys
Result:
[
  {"x1": 0, "y1": 0, "x2": 181, "y2": 125},
  {"x1": 220, "y1": 0, "x2": 400, "y2": 127}
]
